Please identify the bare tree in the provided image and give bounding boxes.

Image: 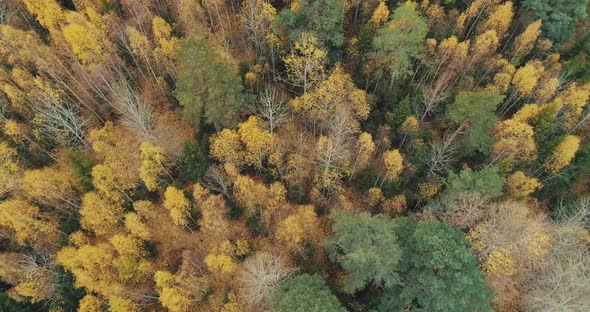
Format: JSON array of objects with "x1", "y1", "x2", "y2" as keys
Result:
[
  {"x1": 426, "y1": 136, "x2": 458, "y2": 178},
  {"x1": 238, "y1": 252, "x2": 296, "y2": 311},
  {"x1": 257, "y1": 87, "x2": 289, "y2": 133},
  {"x1": 0, "y1": 0, "x2": 15, "y2": 25},
  {"x1": 33, "y1": 93, "x2": 88, "y2": 148},
  {"x1": 202, "y1": 164, "x2": 234, "y2": 198},
  {"x1": 523, "y1": 199, "x2": 590, "y2": 312}
]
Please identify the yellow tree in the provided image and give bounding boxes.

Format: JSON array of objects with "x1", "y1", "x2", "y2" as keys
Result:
[
  {"x1": 79, "y1": 192, "x2": 124, "y2": 236},
  {"x1": 238, "y1": 116, "x2": 273, "y2": 169},
  {"x1": 109, "y1": 296, "x2": 140, "y2": 312},
  {"x1": 512, "y1": 60, "x2": 544, "y2": 97},
  {"x1": 233, "y1": 175, "x2": 268, "y2": 217},
  {"x1": 124, "y1": 212, "x2": 151, "y2": 240},
  {"x1": 545, "y1": 135, "x2": 581, "y2": 175},
  {"x1": 139, "y1": 141, "x2": 170, "y2": 192},
  {"x1": 492, "y1": 119, "x2": 537, "y2": 163},
  {"x1": 89, "y1": 122, "x2": 141, "y2": 201},
  {"x1": 0, "y1": 199, "x2": 58, "y2": 248},
  {"x1": 512, "y1": 20, "x2": 542, "y2": 59},
  {"x1": 349, "y1": 132, "x2": 376, "y2": 180},
  {"x1": 152, "y1": 16, "x2": 180, "y2": 74},
  {"x1": 283, "y1": 32, "x2": 327, "y2": 93},
  {"x1": 22, "y1": 0, "x2": 65, "y2": 31},
  {"x1": 381, "y1": 149, "x2": 404, "y2": 185},
  {"x1": 209, "y1": 128, "x2": 245, "y2": 166},
  {"x1": 57, "y1": 243, "x2": 120, "y2": 297},
  {"x1": 78, "y1": 294, "x2": 102, "y2": 312},
  {"x1": 482, "y1": 1, "x2": 514, "y2": 38},
  {"x1": 163, "y1": 186, "x2": 191, "y2": 226},
  {"x1": 371, "y1": 1, "x2": 390, "y2": 28},
  {"x1": 0, "y1": 142, "x2": 19, "y2": 197},
  {"x1": 291, "y1": 66, "x2": 370, "y2": 132},
  {"x1": 154, "y1": 270, "x2": 208, "y2": 312},
  {"x1": 0, "y1": 252, "x2": 58, "y2": 303},
  {"x1": 62, "y1": 10, "x2": 113, "y2": 64},
  {"x1": 276, "y1": 205, "x2": 320, "y2": 252},
  {"x1": 505, "y1": 171, "x2": 542, "y2": 199},
  {"x1": 21, "y1": 165, "x2": 79, "y2": 214}
]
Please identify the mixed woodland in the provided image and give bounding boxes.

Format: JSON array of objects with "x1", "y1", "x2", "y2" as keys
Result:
[{"x1": 0, "y1": 0, "x2": 589, "y2": 311}]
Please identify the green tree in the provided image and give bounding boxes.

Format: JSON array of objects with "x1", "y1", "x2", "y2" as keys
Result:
[
  {"x1": 444, "y1": 166, "x2": 505, "y2": 201},
  {"x1": 274, "y1": 0, "x2": 344, "y2": 50},
  {"x1": 174, "y1": 37, "x2": 246, "y2": 131},
  {"x1": 327, "y1": 210, "x2": 401, "y2": 294},
  {"x1": 380, "y1": 218, "x2": 494, "y2": 312},
  {"x1": 272, "y1": 274, "x2": 344, "y2": 312},
  {"x1": 446, "y1": 89, "x2": 504, "y2": 155},
  {"x1": 522, "y1": 0, "x2": 589, "y2": 45},
  {"x1": 369, "y1": 1, "x2": 427, "y2": 90}
]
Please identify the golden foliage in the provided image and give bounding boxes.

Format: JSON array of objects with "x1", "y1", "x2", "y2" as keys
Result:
[
  {"x1": 163, "y1": 186, "x2": 191, "y2": 226},
  {"x1": 492, "y1": 119, "x2": 537, "y2": 163},
  {"x1": 276, "y1": 205, "x2": 320, "y2": 251},
  {"x1": 139, "y1": 141, "x2": 169, "y2": 192},
  {"x1": 505, "y1": 171, "x2": 541, "y2": 199},
  {"x1": 79, "y1": 192, "x2": 123, "y2": 236},
  {"x1": 283, "y1": 32, "x2": 327, "y2": 92},
  {"x1": 371, "y1": 1, "x2": 390, "y2": 28},
  {"x1": 545, "y1": 135, "x2": 581, "y2": 174},
  {"x1": 512, "y1": 60, "x2": 544, "y2": 96},
  {"x1": 0, "y1": 199, "x2": 58, "y2": 248},
  {"x1": 482, "y1": 1, "x2": 514, "y2": 37},
  {"x1": 0, "y1": 142, "x2": 19, "y2": 197},
  {"x1": 77, "y1": 294, "x2": 102, "y2": 312},
  {"x1": 513, "y1": 20, "x2": 542, "y2": 58},
  {"x1": 400, "y1": 116, "x2": 420, "y2": 135},
  {"x1": 383, "y1": 149, "x2": 404, "y2": 181}
]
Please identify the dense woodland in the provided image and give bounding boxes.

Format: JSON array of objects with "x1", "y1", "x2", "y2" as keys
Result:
[{"x1": 0, "y1": 0, "x2": 589, "y2": 311}]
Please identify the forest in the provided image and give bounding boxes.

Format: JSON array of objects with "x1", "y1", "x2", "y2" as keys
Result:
[{"x1": 0, "y1": 0, "x2": 589, "y2": 311}]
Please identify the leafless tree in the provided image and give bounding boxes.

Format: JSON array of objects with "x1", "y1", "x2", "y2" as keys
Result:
[
  {"x1": 33, "y1": 93, "x2": 88, "y2": 148},
  {"x1": 257, "y1": 87, "x2": 289, "y2": 133},
  {"x1": 238, "y1": 252, "x2": 296, "y2": 311},
  {"x1": 0, "y1": 0, "x2": 15, "y2": 25},
  {"x1": 426, "y1": 136, "x2": 458, "y2": 178},
  {"x1": 523, "y1": 198, "x2": 590, "y2": 312},
  {"x1": 435, "y1": 192, "x2": 487, "y2": 230},
  {"x1": 202, "y1": 165, "x2": 234, "y2": 198}
]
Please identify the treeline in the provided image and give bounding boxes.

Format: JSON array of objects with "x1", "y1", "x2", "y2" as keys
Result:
[{"x1": 0, "y1": 0, "x2": 589, "y2": 311}]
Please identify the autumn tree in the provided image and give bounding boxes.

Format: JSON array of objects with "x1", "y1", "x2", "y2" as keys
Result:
[
  {"x1": 282, "y1": 32, "x2": 327, "y2": 94},
  {"x1": 79, "y1": 192, "x2": 123, "y2": 236},
  {"x1": 174, "y1": 36, "x2": 246, "y2": 130},
  {"x1": 163, "y1": 186, "x2": 192, "y2": 227},
  {"x1": 545, "y1": 135, "x2": 581, "y2": 175},
  {"x1": 238, "y1": 252, "x2": 295, "y2": 310},
  {"x1": 0, "y1": 141, "x2": 19, "y2": 198},
  {"x1": 139, "y1": 141, "x2": 170, "y2": 192},
  {"x1": 0, "y1": 199, "x2": 59, "y2": 248}
]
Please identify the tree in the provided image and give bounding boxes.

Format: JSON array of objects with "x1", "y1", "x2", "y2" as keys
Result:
[
  {"x1": 62, "y1": 10, "x2": 114, "y2": 65},
  {"x1": 139, "y1": 141, "x2": 170, "y2": 192},
  {"x1": 369, "y1": 1, "x2": 427, "y2": 89},
  {"x1": 21, "y1": 165, "x2": 80, "y2": 214},
  {"x1": 273, "y1": 0, "x2": 344, "y2": 50},
  {"x1": 512, "y1": 20, "x2": 542, "y2": 59},
  {"x1": 238, "y1": 116, "x2": 273, "y2": 169},
  {"x1": 371, "y1": 1, "x2": 390, "y2": 28},
  {"x1": 78, "y1": 294, "x2": 102, "y2": 312},
  {"x1": 238, "y1": 252, "x2": 295, "y2": 310},
  {"x1": 327, "y1": 210, "x2": 401, "y2": 294},
  {"x1": 256, "y1": 87, "x2": 289, "y2": 133},
  {"x1": 522, "y1": 0, "x2": 589, "y2": 45},
  {"x1": 0, "y1": 142, "x2": 19, "y2": 198},
  {"x1": 282, "y1": 32, "x2": 327, "y2": 94},
  {"x1": 447, "y1": 89, "x2": 504, "y2": 155},
  {"x1": 381, "y1": 218, "x2": 494, "y2": 312},
  {"x1": 174, "y1": 36, "x2": 246, "y2": 130},
  {"x1": 545, "y1": 135, "x2": 581, "y2": 174},
  {"x1": 163, "y1": 186, "x2": 191, "y2": 227},
  {"x1": 0, "y1": 199, "x2": 58, "y2": 248},
  {"x1": 276, "y1": 205, "x2": 320, "y2": 252},
  {"x1": 492, "y1": 119, "x2": 538, "y2": 163},
  {"x1": 79, "y1": 192, "x2": 123, "y2": 236},
  {"x1": 505, "y1": 171, "x2": 541, "y2": 199},
  {"x1": 482, "y1": 1, "x2": 514, "y2": 38},
  {"x1": 382, "y1": 149, "x2": 404, "y2": 183},
  {"x1": 273, "y1": 274, "x2": 344, "y2": 312}
]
